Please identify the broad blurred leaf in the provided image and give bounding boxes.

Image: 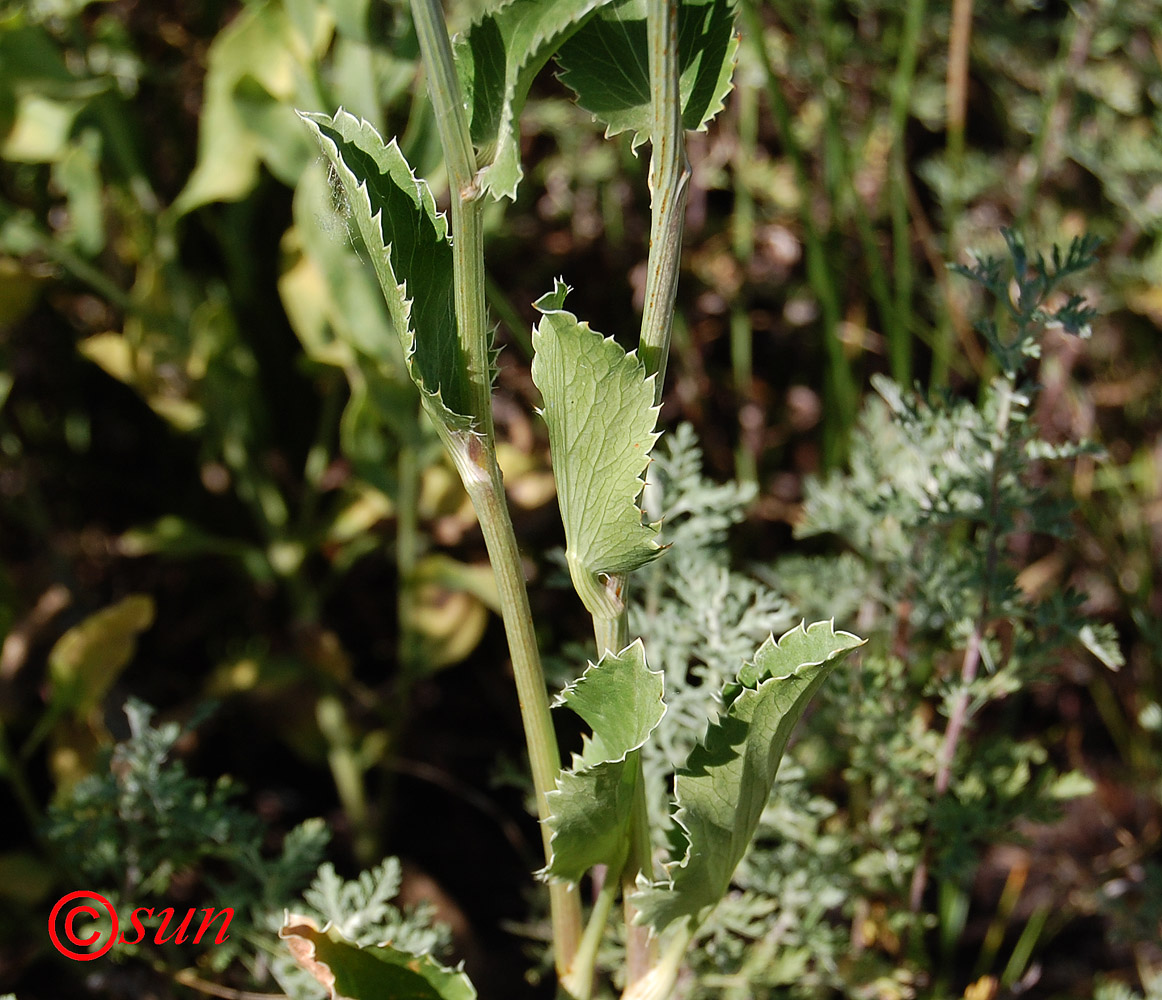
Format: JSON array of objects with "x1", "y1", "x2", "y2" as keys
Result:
[
  {"x1": 281, "y1": 917, "x2": 476, "y2": 1000},
  {"x1": 0, "y1": 94, "x2": 83, "y2": 162},
  {"x1": 454, "y1": 0, "x2": 607, "y2": 200},
  {"x1": 49, "y1": 595, "x2": 155, "y2": 716},
  {"x1": 542, "y1": 640, "x2": 665, "y2": 882},
  {"x1": 49, "y1": 127, "x2": 103, "y2": 254},
  {"x1": 634, "y1": 621, "x2": 864, "y2": 933},
  {"x1": 410, "y1": 554, "x2": 492, "y2": 670},
  {"x1": 176, "y1": 0, "x2": 322, "y2": 212},
  {"x1": 530, "y1": 280, "x2": 661, "y2": 618},
  {"x1": 556, "y1": 0, "x2": 738, "y2": 146}
]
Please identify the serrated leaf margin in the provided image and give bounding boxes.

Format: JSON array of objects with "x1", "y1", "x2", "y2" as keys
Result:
[
  {"x1": 632, "y1": 620, "x2": 865, "y2": 932},
  {"x1": 531, "y1": 279, "x2": 663, "y2": 618},
  {"x1": 297, "y1": 108, "x2": 476, "y2": 434}
]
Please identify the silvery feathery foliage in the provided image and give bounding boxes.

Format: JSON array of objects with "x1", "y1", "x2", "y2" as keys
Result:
[
  {"x1": 623, "y1": 232, "x2": 1124, "y2": 999},
  {"x1": 268, "y1": 858, "x2": 451, "y2": 999},
  {"x1": 45, "y1": 700, "x2": 447, "y2": 997},
  {"x1": 631, "y1": 422, "x2": 797, "y2": 833}
]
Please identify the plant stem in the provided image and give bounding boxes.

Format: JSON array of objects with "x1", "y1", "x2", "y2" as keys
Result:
[
  {"x1": 448, "y1": 441, "x2": 581, "y2": 975},
  {"x1": 913, "y1": 376, "x2": 1014, "y2": 911},
  {"x1": 563, "y1": 860, "x2": 626, "y2": 1000},
  {"x1": 1014, "y1": 2, "x2": 1097, "y2": 233},
  {"x1": 933, "y1": 376, "x2": 1012, "y2": 793},
  {"x1": 410, "y1": 0, "x2": 582, "y2": 979},
  {"x1": 396, "y1": 432, "x2": 423, "y2": 684},
  {"x1": 731, "y1": 83, "x2": 757, "y2": 486},
  {"x1": 620, "y1": 924, "x2": 693, "y2": 1000},
  {"x1": 615, "y1": 0, "x2": 689, "y2": 986},
  {"x1": 410, "y1": 0, "x2": 493, "y2": 440},
  {"x1": 638, "y1": 0, "x2": 690, "y2": 387},
  {"x1": 594, "y1": 613, "x2": 628, "y2": 658}
]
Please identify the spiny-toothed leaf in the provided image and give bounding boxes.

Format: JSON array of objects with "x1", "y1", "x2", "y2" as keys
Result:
[
  {"x1": 298, "y1": 109, "x2": 475, "y2": 432},
  {"x1": 454, "y1": 0, "x2": 609, "y2": 201},
  {"x1": 531, "y1": 280, "x2": 662, "y2": 618},
  {"x1": 281, "y1": 917, "x2": 476, "y2": 1000},
  {"x1": 556, "y1": 0, "x2": 739, "y2": 147},
  {"x1": 542, "y1": 640, "x2": 665, "y2": 883},
  {"x1": 633, "y1": 620, "x2": 864, "y2": 933}
]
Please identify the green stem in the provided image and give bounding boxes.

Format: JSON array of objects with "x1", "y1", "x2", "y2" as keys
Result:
[
  {"x1": 1014, "y1": 3, "x2": 1096, "y2": 234},
  {"x1": 593, "y1": 614, "x2": 628, "y2": 658},
  {"x1": 934, "y1": 0, "x2": 974, "y2": 387},
  {"x1": 446, "y1": 438, "x2": 581, "y2": 975},
  {"x1": 317, "y1": 694, "x2": 377, "y2": 864},
  {"x1": 0, "y1": 200, "x2": 134, "y2": 313},
  {"x1": 731, "y1": 84, "x2": 757, "y2": 486},
  {"x1": 0, "y1": 720, "x2": 42, "y2": 841},
  {"x1": 410, "y1": 0, "x2": 581, "y2": 979},
  {"x1": 619, "y1": 924, "x2": 692, "y2": 1000},
  {"x1": 562, "y1": 860, "x2": 625, "y2": 1000},
  {"x1": 638, "y1": 0, "x2": 690, "y2": 388},
  {"x1": 395, "y1": 424, "x2": 424, "y2": 691},
  {"x1": 410, "y1": 0, "x2": 494, "y2": 440}
]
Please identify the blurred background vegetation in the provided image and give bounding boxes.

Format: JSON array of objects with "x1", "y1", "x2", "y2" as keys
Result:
[{"x1": 0, "y1": 0, "x2": 1158, "y2": 997}]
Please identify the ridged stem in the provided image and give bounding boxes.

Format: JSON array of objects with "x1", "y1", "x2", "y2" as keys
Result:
[{"x1": 410, "y1": 0, "x2": 582, "y2": 979}]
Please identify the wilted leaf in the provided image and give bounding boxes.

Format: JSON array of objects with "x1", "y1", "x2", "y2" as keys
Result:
[
  {"x1": 49, "y1": 595, "x2": 155, "y2": 716},
  {"x1": 175, "y1": 0, "x2": 322, "y2": 212},
  {"x1": 0, "y1": 94, "x2": 82, "y2": 162}
]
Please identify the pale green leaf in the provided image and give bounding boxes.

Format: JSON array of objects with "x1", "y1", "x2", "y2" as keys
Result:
[
  {"x1": 1047, "y1": 769, "x2": 1096, "y2": 800},
  {"x1": 556, "y1": 0, "x2": 739, "y2": 146},
  {"x1": 454, "y1": 0, "x2": 608, "y2": 200},
  {"x1": 0, "y1": 93, "x2": 82, "y2": 163},
  {"x1": 49, "y1": 595, "x2": 156, "y2": 716},
  {"x1": 299, "y1": 109, "x2": 475, "y2": 432},
  {"x1": 633, "y1": 620, "x2": 864, "y2": 933},
  {"x1": 281, "y1": 917, "x2": 475, "y2": 1000},
  {"x1": 542, "y1": 640, "x2": 665, "y2": 883},
  {"x1": 530, "y1": 281, "x2": 661, "y2": 617},
  {"x1": 175, "y1": 1, "x2": 311, "y2": 212},
  {"x1": 1078, "y1": 622, "x2": 1123, "y2": 671}
]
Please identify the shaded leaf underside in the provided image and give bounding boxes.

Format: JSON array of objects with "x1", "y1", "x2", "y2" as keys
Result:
[
  {"x1": 455, "y1": 0, "x2": 607, "y2": 200},
  {"x1": 281, "y1": 917, "x2": 476, "y2": 1000},
  {"x1": 556, "y1": 0, "x2": 739, "y2": 146}
]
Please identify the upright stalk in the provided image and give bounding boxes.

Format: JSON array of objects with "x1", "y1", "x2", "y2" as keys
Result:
[
  {"x1": 910, "y1": 377, "x2": 1014, "y2": 913},
  {"x1": 731, "y1": 83, "x2": 758, "y2": 487},
  {"x1": 638, "y1": 0, "x2": 691, "y2": 386},
  {"x1": 621, "y1": 0, "x2": 691, "y2": 990},
  {"x1": 409, "y1": 0, "x2": 582, "y2": 979}
]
